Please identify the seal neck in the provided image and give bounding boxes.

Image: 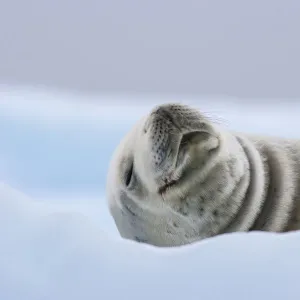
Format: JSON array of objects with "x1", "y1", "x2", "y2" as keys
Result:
[{"x1": 220, "y1": 134, "x2": 269, "y2": 233}]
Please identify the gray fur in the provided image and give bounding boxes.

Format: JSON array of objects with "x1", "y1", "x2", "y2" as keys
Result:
[{"x1": 106, "y1": 103, "x2": 300, "y2": 247}]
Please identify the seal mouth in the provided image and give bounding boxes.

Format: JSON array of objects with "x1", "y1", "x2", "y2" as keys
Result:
[{"x1": 158, "y1": 178, "x2": 178, "y2": 194}]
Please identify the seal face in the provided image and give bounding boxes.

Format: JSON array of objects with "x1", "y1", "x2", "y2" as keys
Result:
[{"x1": 106, "y1": 103, "x2": 300, "y2": 247}]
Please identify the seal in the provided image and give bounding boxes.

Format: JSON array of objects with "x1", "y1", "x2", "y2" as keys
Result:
[{"x1": 106, "y1": 103, "x2": 300, "y2": 247}]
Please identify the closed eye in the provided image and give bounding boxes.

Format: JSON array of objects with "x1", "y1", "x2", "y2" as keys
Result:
[{"x1": 125, "y1": 162, "x2": 134, "y2": 187}]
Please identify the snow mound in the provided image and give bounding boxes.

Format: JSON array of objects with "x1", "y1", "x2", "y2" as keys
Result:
[{"x1": 0, "y1": 182, "x2": 299, "y2": 300}]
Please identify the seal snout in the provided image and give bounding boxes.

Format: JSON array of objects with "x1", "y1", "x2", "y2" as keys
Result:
[
  {"x1": 144, "y1": 103, "x2": 206, "y2": 174},
  {"x1": 150, "y1": 106, "x2": 178, "y2": 128},
  {"x1": 145, "y1": 105, "x2": 182, "y2": 172}
]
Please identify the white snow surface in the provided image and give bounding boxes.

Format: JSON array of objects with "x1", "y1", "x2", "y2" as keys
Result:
[{"x1": 1, "y1": 85, "x2": 300, "y2": 299}]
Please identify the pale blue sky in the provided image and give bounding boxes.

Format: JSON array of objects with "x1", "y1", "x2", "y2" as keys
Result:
[{"x1": 1, "y1": 0, "x2": 300, "y2": 99}]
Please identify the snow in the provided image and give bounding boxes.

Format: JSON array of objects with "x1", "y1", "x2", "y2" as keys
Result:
[{"x1": 1, "y1": 85, "x2": 300, "y2": 299}]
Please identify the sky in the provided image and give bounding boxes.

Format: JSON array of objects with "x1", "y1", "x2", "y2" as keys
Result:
[{"x1": 0, "y1": 0, "x2": 300, "y2": 99}]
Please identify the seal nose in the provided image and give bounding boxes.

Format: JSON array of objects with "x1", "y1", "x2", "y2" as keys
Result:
[
  {"x1": 149, "y1": 115, "x2": 170, "y2": 168},
  {"x1": 151, "y1": 106, "x2": 176, "y2": 126},
  {"x1": 145, "y1": 106, "x2": 182, "y2": 172}
]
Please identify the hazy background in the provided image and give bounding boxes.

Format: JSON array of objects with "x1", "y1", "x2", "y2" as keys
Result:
[{"x1": 1, "y1": 0, "x2": 300, "y2": 100}]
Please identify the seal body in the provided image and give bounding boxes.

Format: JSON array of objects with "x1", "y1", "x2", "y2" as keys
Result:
[{"x1": 106, "y1": 103, "x2": 300, "y2": 247}]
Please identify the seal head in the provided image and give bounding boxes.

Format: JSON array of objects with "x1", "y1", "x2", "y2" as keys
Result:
[{"x1": 106, "y1": 103, "x2": 249, "y2": 247}]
